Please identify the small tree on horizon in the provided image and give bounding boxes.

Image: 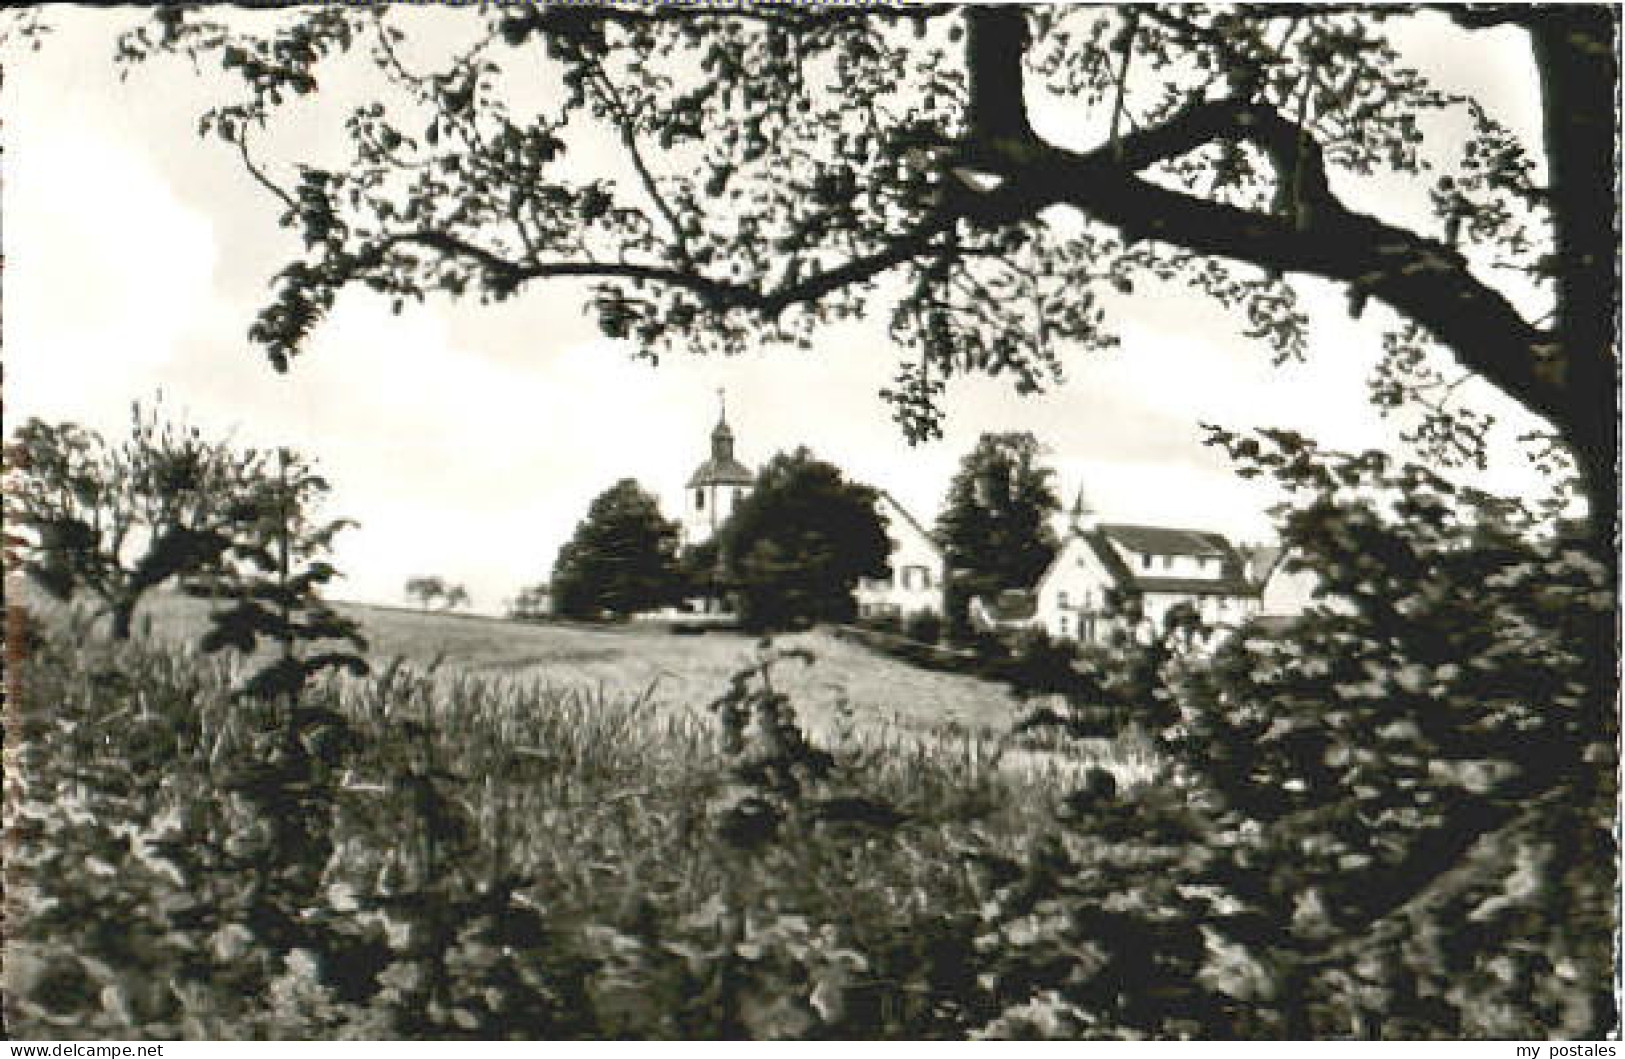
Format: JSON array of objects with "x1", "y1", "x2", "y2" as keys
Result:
[
  {"x1": 551, "y1": 478, "x2": 682, "y2": 620},
  {"x1": 405, "y1": 575, "x2": 470, "y2": 612},
  {"x1": 405, "y1": 575, "x2": 448, "y2": 611},
  {"x1": 507, "y1": 582, "x2": 552, "y2": 621}
]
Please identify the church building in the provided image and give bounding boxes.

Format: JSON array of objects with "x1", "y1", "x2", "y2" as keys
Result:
[
  {"x1": 675, "y1": 397, "x2": 947, "y2": 619},
  {"x1": 681, "y1": 399, "x2": 754, "y2": 546}
]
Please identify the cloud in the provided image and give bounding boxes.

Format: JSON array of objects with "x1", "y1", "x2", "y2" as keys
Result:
[{"x1": 4, "y1": 121, "x2": 218, "y2": 427}]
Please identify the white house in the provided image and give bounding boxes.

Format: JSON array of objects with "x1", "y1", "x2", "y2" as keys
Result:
[
  {"x1": 855, "y1": 490, "x2": 948, "y2": 619},
  {"x1": 1032, "y1": 518, "x2": 1263, "y2": 645}
]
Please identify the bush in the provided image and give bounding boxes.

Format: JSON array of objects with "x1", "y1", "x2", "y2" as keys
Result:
[
  {"x1": 6, "y1": 615, "x2": 1064, "y2": 1039},
  {"x1": 901, "y1": 610, "x2": 943, "y2": 646},
  {"x1": 969, "y1": 434, "x2": 1618, "y2": 1038}
]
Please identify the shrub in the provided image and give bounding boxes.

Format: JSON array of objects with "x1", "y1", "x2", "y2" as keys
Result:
[
  {"x1": 901, "y1": 610, "x2": 943, "y2": 646},
  {"x1": 970, "y1": 433, "x2": 1618, "y2": 1038}
]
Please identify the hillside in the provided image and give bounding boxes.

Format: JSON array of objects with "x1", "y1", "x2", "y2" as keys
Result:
[{"x1": 14, "y1": 587, "x2": 1035, "y2": 743}]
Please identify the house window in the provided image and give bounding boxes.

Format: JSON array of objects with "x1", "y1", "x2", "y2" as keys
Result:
[
  {"x1": 1058, "y1": 615, "x2": 1071, "y2": 637},
  {"x1": 695, "y1": 488, "x2": 705, "y2": 509},
  {"x1": 1142, "y1": 554, "x2": 1154, "y2": 570},
  {"x1": 1058, "y1": 590, "x2": 1069, "y2": 609},
  {"x1": 1163, "y1": 555, "x2": 1175, "y2": 570}
]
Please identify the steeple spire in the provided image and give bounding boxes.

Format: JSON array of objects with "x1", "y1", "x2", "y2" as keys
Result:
[
  {"x1": 1069, "y1": 483, "x2": 1098, "y2": 534},
  {"x1": 710, "y1": 387, "x2": 735, "y2": 462}
]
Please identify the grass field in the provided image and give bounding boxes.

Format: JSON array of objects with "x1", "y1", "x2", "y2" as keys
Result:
[
  {"x1": 8, "y1": 585, "x2": 1151, "y2": 1038},
  {"x1": 17, "y1": 586, "x2": 1150, "y2": 785}
]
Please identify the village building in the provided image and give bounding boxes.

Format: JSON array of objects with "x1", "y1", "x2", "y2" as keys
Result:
[
  {"x1": 681, "y1": 399, "x2": 754, "y2": 547},
  {"x1": 855, "y1": 490, "x2": 949, "y2": 619},
  {"x1": 676, "y1": 399, "x2": 947, "y2": 619},
  {"x1": 979, "y1": 491, "x2": 1269, "y2": 644}
]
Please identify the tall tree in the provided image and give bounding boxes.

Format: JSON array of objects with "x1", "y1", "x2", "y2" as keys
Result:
[
  {"x1": 6, "y1": 400, "x2": 267, "y2": 639},
  {"x1": 551, "y1": 479, "x2": 681, "y2": 619},
  {"x1": 714, "y1": 448, "x2": 890, "y2": 630},
  {"x1": 936, "y1": 431, "x2": 1061, "y2": 629},
  {"x1": 116, "y1": 6, "x2": 1617, "y2": 548}
]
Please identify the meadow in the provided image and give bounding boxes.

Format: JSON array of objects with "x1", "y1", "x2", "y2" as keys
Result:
[
  {"x1": 29, "y1": 587, "x2": 1151, "y2": 777},
  {"x1": 4, "y1": 590, "x2": 1155, "y2": 1039},
  {"x1": 7, "y1": 571, "x2": 1612, "y2": 1039}
]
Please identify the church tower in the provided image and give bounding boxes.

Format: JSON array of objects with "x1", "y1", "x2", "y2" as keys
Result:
[
  {"x1": 1067, "y1": 484, "x2": 1098, "y2": 536},
  {"x1": 682, "y1": 391, "x2": 754, "y2": 545}
]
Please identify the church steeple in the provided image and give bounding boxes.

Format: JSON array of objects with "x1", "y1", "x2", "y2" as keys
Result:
[
  {"x1": 711, "y1": 387, "x2": 735, "y2": 462},
  {"x1": 1069, "y1": 484, "x2": 1098, "y2": 535},
  {"x1": 685, "y1": 387, "x2": 755, "y2": 545}
]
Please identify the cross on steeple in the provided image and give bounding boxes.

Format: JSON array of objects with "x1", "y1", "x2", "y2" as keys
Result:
[{"x1": 710, "y1": 386, "x2": 735, "y2": 462}]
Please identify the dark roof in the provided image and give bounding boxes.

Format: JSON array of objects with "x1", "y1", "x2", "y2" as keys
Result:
[
  {"x1": 1099, "y1": 523, "x2": 1232, "y2": 557},
  {"x1": 1247, "y1": 614, "x2": 1303, "y2": 637},
  {"x1": 687, "y1": 456, "x2": 754, "y2": 487},
  {"x1": 1082, "y1": 527, "x2": 1257, "y2": 597}
]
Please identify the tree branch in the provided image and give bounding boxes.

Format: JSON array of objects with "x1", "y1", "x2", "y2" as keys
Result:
[
  {"x1": 583, "y1": 59, "x2": 696, "y2": 270},
  {"x1": 942, "y1": 43, "x2": 1567, "y2": 441},
  {"x1": 1028, "y1": 146, "x2": 1562, "y2": 429},
  {"x1": 965, "y1": 6, "x2": 1032, "y2": 146},
  {"x1": 364, "y1": 206, "x2": 962, "y2": 316}
]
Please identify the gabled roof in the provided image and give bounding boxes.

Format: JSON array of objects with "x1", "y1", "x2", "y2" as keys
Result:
[
  {"x1": 1098, "y1": 523, "x2": 1232, "y2": 557},
  {"x1": 1038, "y1": 525, "x2": 1259, "y2": 599},
  {"x1": 1238, "y1": 543, "x2": 1287, "y2": 587},
  {"x1": 876, "y1": 490, "x2": 944, "y2": 558}
]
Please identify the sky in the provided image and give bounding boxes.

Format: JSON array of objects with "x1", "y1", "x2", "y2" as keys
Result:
[{"x1": 3, "y1": 7, "x2": 1557, "y2": 614}]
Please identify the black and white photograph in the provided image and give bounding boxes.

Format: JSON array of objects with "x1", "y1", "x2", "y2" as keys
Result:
[{"x1": 2, "y1": 2, "x2": 1618, "y2": 1042}]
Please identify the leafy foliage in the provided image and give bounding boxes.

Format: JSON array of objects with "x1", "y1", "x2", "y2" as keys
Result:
[
  {"x1": 5, "y1": 400, "x2": 267, "y2": 638},
  {"x1": 550, "y1": 478, "x2": 682, "y2": 619},
  {"x1": 406, "y1": 576, "x2": 470, "y2": 612},
  {"x1": 935, "y1": 432, "x2": 1061, "y2": 638},
  {"x1": 969, "y1": 434, "x2": 1617, "y2": 1039},
  {"x1": 110, "y1": 6, "x2": 1616, "y2": 528},
  {"x1": 710, "y1": 448, "x2": 890, "y2": 631},
  {"x1": 194, "y1": 446, "x2": 369, "y2": 707}
]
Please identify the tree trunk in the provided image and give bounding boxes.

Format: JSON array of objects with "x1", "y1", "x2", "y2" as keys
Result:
[
  {"x1": 110, "y1": 595, "x2": 138, "y2": 641},
  {"x1": 1530, "y1": 8, "x2": 1619, "y2": 560}
]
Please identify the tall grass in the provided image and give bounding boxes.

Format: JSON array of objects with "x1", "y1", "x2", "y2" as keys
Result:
[{"x1": 5, "y1": 609, "x2": 1128, "y2": 1038}]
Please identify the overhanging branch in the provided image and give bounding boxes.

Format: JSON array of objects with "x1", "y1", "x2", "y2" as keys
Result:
[{"x1": 364, "y1": 207, "x2": 963, "y2": 316}]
